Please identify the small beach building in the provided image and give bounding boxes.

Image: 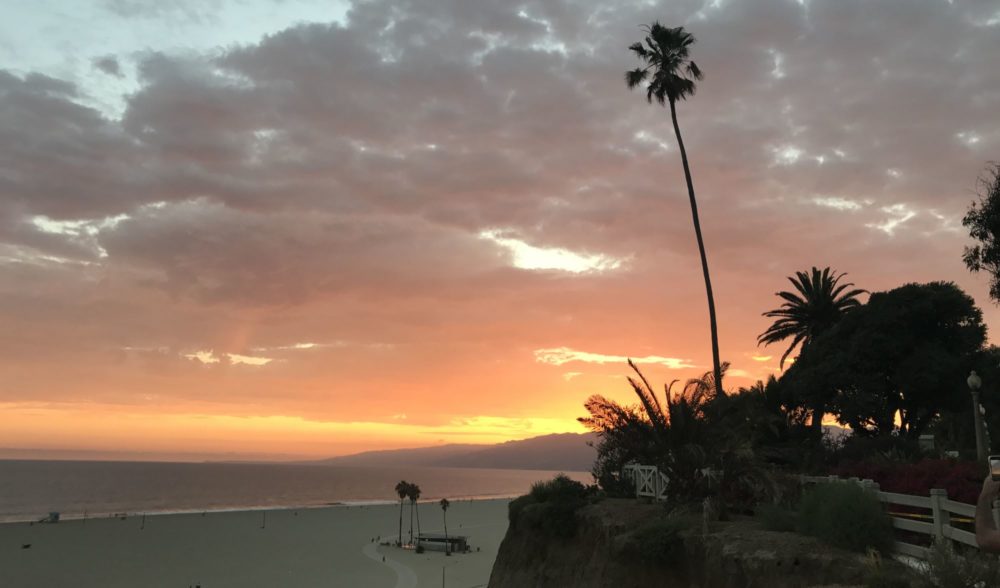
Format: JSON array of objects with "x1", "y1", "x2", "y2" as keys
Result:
[{"x1": 416, "y1": 533, "x2": 469, "y2": 553}]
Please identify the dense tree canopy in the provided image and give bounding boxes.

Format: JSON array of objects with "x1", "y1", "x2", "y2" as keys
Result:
[
  {"x1": 784, "y1": 282, "x2": 986, "y2": 438},
  {"x1": 963, "y1": 163, "x2": 1000, "y2": 303}
]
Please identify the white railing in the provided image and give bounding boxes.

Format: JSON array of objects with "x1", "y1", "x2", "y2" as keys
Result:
[
  {"x1": 622, "y1": 464, "x2": 669, "y2": 501},
  {"x1": 622, "y1": 466, "x2": 998, "y2": 560},
  {"x1": 801, "y1": 475, "x2": 1000, "y2": 560}
]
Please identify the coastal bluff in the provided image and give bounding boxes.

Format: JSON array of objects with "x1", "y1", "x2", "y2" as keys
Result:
[{"x1": 487, "y1": 498, "x2": 917, "y2": 588}]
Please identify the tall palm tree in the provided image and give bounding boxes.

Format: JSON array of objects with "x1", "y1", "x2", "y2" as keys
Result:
[
  {"x1": 406, "y1": 483, "x2": 419, "y2": 545},
  {"x1": 439, "y1": 498, "x2": 450, "y2": 555},
  {"x1": 757, "y1": 267, "x2": 866, "y2": 428},
  {"x1": 394, "y1": 480, "x2": 409, "y2": 546},
  {"x1": 409, "y1": 484, "x2": 422, "y2": 543},
  {"x1": 626, "y1": 22, "x2": 722, "y2": 396}
]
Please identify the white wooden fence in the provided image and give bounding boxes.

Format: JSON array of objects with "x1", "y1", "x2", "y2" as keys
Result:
[
  {"x1": 622, "y1": 465, "x2": 998, "y2": 560},
  {"x1": 802, "y1": 475, "x2": 999, "y2": 560}
]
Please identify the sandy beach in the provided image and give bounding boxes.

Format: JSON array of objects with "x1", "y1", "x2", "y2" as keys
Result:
[{"x1": 0, "y1": 498, "x2": 510, "y2": 588}]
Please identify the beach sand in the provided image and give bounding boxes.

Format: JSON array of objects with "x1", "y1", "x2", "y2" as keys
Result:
[{"x1": 0, "y1": 498, "x2": 510, "y2": 588}]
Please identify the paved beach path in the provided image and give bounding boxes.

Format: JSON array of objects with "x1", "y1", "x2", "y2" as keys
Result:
[{"x1": 362, "y1": 532, "x2": 417, "y2": 588}]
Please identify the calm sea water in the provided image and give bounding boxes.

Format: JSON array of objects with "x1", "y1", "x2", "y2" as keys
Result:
[{"x1": 0, "y1": 460, "x2": 590, "y2": 523}]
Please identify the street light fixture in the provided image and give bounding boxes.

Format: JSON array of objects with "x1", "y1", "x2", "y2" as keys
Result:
[{"x1": 969, "y1": 370, "x2": 987, "y2": 462}]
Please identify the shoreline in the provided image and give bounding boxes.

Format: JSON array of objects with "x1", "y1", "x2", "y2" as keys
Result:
[{"x1": 0, "y1": 492, "x2": 528, "y2": 525}]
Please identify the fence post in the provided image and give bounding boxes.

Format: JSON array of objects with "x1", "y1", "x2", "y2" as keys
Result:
[{"x1": 929, "y1": 489, "x2": 947, "y2": 540}]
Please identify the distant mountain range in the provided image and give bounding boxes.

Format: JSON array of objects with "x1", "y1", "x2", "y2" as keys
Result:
[{"x1": 313, "y1": 432, "x2": 598, "y2": 472}]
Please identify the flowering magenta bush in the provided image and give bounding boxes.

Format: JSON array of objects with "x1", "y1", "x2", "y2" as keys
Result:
[{"x1": 830, "y1": 459, "x2": 983, "y2": 504}]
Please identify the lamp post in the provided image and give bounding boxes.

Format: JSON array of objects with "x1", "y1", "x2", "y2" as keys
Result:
[{"x1": 968, "y1": 370, "x2": 987, "y2": 462}]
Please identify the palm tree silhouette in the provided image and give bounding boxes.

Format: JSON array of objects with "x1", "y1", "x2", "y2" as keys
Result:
[
  {"x1": 757, "y1": 267, "x2": 866, "y2": 427},
  {"x1": 405, "y1": 483, "x2": 417, "y2": 545},
  {"x1": 626, "y1": 22, "x2": 722, "y2": 396},
  {"x1": 758, "y1": 267, "x2": 866, "y2": 368},
  {"x1": 409, "y1": 484, "x2": 422, "y2": 544},
  {"x1": 394, "y1": 480, "x2": 409, "y2": 546},
  {"x1": 439, "y1": 498, "x2": 450, "y2": 555}
]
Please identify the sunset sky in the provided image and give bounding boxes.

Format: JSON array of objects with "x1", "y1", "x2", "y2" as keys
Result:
[{"x1": 2, "y1": 0, "x2": 999, "y2": 460}]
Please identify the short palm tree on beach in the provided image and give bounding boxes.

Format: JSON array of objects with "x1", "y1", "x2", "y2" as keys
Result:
[
  {"x1": 408, "y1": 484, "x2": 422, "y2": 544},
  {"x1": 394, "y1": 480, "x2": 409, "y2": 546},
  {"x1": 439, "y1": 498, "x2": 450, "y2": 555},
  {"x1": 626, "y1": 22, "x2": 723, "y2": 397}
]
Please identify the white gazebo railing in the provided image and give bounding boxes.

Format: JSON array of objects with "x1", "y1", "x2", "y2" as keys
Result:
[{"x1": 622, "y1": 463, "x2": 669, "y2": 501}]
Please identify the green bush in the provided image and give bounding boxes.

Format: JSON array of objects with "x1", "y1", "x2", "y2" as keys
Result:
[
  {"x1": 528, "y1": 474, "x2": 589, "y2": 502},
  {"x1": 920, "y1": 540, "x2": 1000, "y2": 588},
  {"x1": 627, "y1": 516, "x2": 688, "y2": 565},
  {"x1": 796, "y1": 482, "x2": 894, "y2": 554},
  {"x1": 507, "y1": 475, "x2": 593, "y2": 538},
  {"x1": 756, "y1": 503, "x2": 797, "y2": 533}
]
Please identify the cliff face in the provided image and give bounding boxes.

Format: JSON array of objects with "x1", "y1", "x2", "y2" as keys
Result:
[{"x1": 488, "y1": 499, "x2": 916, "y2": 588}]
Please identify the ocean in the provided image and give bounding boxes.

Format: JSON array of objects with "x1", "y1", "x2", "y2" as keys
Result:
[{"x1": 0, "y1": 460, "x2": 590, "y2": 523}]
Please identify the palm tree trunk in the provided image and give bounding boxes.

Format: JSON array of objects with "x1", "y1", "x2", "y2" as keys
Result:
[
  {"x1": 443, "y1": 512, "x2": 449, "y2": 555},
  {"x1": 398, "y1": 499, "x2": 403, "y2": 546},
  {"x1": 810, "y1": 406, "x2": 824, "y2": 434},
  {"x1": 669, "y1": 98, "x2": 723, "y2": 397},
  {"x1": 415, "y1": 502, "x2": 421, "y2": 539},
  {"x1": 409, "y1": 501, "x2": 414, "y2": 545}
]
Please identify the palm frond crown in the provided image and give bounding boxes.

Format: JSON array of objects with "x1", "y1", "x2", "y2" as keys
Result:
[
  {"x1": 757, "y1": 267, "x2": 867, "y2": 368},
  {"x1": 625, "y1": 22, "x2": 703, "y2": 105}
]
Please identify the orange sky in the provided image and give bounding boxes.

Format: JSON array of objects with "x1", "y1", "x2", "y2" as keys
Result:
[{"x1": 2, "y1": 0, "x2": 1000, "y2": 460}]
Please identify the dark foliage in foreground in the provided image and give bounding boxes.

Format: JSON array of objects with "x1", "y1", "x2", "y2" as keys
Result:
[
  {"x1": 625, "y1": 515, "x2": 689, "y2": 565},
  {"x1": 508, "y1": 474, "x2": 595, "y2": 539},
  {"x1": 797, "y1": 482, "x2": 894, "y2": 554}
]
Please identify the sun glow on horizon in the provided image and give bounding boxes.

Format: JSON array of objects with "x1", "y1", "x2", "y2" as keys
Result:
[{"x1": 0, "y1": 404, "x2": 585, "y2": 459}]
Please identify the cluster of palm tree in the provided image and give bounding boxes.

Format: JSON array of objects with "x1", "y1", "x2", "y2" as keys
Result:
[{"x1": 393, "y1": 480, "x2": 422, "y2": 547}]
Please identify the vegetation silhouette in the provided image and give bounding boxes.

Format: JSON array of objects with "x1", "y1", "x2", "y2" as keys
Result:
[
  {"x1": 407, "y1": 483, "x2": 421, "y2": 545},
  {"x1": 757, "y1": 266, "x2": 866, "y2": 430},
  {"x1": 580, "y1": 361, "x2": 783, "y2": 507},
  {"x1": 439, "y1": 498, "x2": 451, "y2": 555},
  {"x1": 626, "y1": 23, "x2": 723, "y2": 397},
  {"x1": 580, "y1": 270, "x2": 992, "y2": 522},
  {"x1": 394, "y1": 480, "x2": 409, "y2": 546},
  {"x1": 784, "y1": 281, "x2": 986, "y2": 439},
  {"x1": 963, "y1": 162, "x2": 1000, "y2": 302}
]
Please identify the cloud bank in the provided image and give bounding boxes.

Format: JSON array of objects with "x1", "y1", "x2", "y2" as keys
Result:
[{"x1": 1, "y1": 0, "x2": 998, "y2": 456}]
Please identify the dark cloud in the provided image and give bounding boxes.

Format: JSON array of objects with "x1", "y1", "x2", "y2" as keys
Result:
[{"x1": 93, "y1": 55, "x2": 123, "y2": 77}]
